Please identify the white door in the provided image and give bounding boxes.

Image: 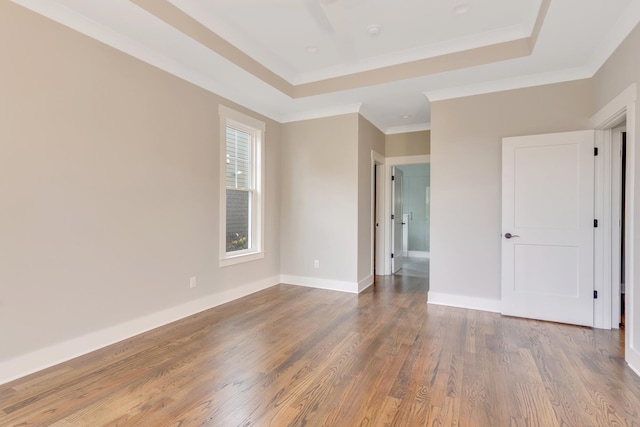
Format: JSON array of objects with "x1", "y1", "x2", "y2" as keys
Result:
[
  {"x1": 501, "y1": 130, "x2": 595, "y2": 326},
  {"x1": 392, "y1": 167, "x2": 404, "y2": 273},
  {"x1": 406, "y1": 175, "x2": 429, "y2": 254},
  {"x1": 402, "y1": 214, "x2": 409, "y2": 256}
]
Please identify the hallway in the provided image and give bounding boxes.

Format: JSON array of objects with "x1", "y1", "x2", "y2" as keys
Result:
[{"x1": 396, "y1": 255, "x2": 429, "y2": 280}]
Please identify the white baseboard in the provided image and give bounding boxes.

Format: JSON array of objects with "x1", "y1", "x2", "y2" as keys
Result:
[
  {"x1": 427, "y1": 291, "x2": 501, "y2": 313},
  {"x1": 408, "y1": 251, "x2": 429, "y2": 259},
  {"x1": 0, "y1": 276, "x2": 279, "y2": 386},
  {"x1": 627, "y1": 343, "x2": 640, "y2": 378},
  {"x1": 358, "y1": 275, "x2": 374, "y2": 293},
  {"x1": 281, "y1": 275, "x2": 359, "y2": 294}
]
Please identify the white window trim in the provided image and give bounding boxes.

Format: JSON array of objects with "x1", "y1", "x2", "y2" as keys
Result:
[{"x1": 219, "y1": 105, "x2": 265, "y2": 267}]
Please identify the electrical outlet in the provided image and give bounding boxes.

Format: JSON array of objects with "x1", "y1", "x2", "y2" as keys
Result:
[
  {"x1": 313, "y1": 260, "x2": 320, "y2": 269},
  {"x1": 189, "y1": 276, "x2": 197, "y2": 288}
]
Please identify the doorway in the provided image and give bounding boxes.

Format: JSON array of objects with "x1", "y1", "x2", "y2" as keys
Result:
[
  {"x1": 611, "y1": 125, "x2": 627, "y2": 329},
  {"x1": 621, "y1": 130, "x2": 627, "y2": 329},
  {"x1": 591, "y1": 82, "x2": 637, "y2": 371},
  {"x1": 392, "y1": 163, "x2": 430, "y2": 280},
  {"x1": 378, "y1": 154, "x2": 430, "y2": 277}
]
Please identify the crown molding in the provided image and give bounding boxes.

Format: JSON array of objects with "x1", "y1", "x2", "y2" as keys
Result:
[
  {"x1": 586, "y1": 0, "x2": 640, "y2": 76},
  {"x1": 423, "y1": 66, "x2": 593, "y2": 102},
  {"x1": 280, "y1": 103, "x2": 362, "y2": 123},
  {"x1": 386, "y1": 123, "x2": 431, "y2": 135}
]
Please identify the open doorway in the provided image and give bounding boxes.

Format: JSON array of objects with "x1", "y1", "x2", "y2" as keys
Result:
[
  {"x1": 591, "y1": 85, "x2": 638, "y2": 381},
  {"x1": 622, "y1": 129, "x2": 626, "y2": 329},
  {"x1": 372, "y1": 151, "x2": 385, "y2": 277},
  {"x1": 611, "y1": 125, "x2": 627, "y2": 329},
  {"x1": 392, "y1": 163, "x2": 430, "y2": 280}
]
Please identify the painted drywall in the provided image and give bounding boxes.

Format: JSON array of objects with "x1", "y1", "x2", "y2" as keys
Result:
[
  {"x1": 386, "y1": 131, "x2": 430, "y2": 157},
  {"x1": 280, "y1": 114, "x2": 359, "y2": 287},
  {"x1": 0, "y1": 2, "x2": 280, "y2": 378},
  {"x1": 429, "y1": 80, "x2": 593, "y2": 307},
  {"x1": 397, "y1": 164, "x2": 430, "y2": 252},
  {"x1": 592, "y1": 22, "x2": 640, "y2": 372},
  {"x1": 358, "y1": 115, "x2": 386, "y2": 285}
]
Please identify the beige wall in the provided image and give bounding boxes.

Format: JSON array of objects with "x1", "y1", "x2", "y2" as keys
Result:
[
  {"x1": 385, "y1": 131, "x2": 430, "y2": 157},
  {"x1": 0, "y1": 2, "x2": 280, "y2": 366},
  {"x1": 593, "y1": 24, "x2": 640, "y2": 111},
  {"x1": 357, "y1": 116, "x2": 385, "y2": 283},
  {"x1": 280, "y1": 114, "x2": 359, "y2": 283},
  {"x1": 280, "y1": 114, "x2": 383, "y2": 290},
  {"x1": 430, "y1": 80, "x2": 593, "y2": 302},
  {"x1": 6, "y1": 0, "x2": 640, "y2": 383},
  {"x1": 592, "y1": 23, "x2": 640, "y2": 365}
]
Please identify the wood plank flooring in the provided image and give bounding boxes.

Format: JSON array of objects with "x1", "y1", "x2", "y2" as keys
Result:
[{"x1": 2, "y1": 275, "x2": 640, "y2": 426}]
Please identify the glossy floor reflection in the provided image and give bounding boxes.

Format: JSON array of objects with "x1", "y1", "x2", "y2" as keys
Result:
[{"x1": 396, "y1": 255, "x2": 429, "y2": 279}]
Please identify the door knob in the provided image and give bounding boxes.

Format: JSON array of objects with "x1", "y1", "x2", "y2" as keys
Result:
[{"x1": 504, "y1": 233, "x2": 520, "y2": 239}]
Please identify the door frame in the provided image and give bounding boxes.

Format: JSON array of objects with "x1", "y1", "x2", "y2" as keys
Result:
[
  {"x1": 384, "y1": 155, "x2": 430, "y2": 275},
  {"x1": 597, "y1": 125, "x2": 626, "y2": 330},
  {"x1": 391, "y1": 166, "x2": 405, "y2": 273},
  {"x1": 371, "y1": 150, "x2": 385, "y2": 277},
  {"x1": 592, "y1": 83, "x2": 638, "y2": 372},
  {"x1": 610, "y1": 125, "x2": 626, "y2": 328}
]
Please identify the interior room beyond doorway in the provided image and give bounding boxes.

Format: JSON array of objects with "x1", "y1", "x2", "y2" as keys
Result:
[{"x1": 394, "y1": 163, "x2": 430, "y2": 281}]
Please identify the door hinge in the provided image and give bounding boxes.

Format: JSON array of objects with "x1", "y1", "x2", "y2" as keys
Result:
[
  {"x1": 594, "y1": 290, "x2": 598, "y2": 299},
  {"x1": 391, "y1": 214, "x2": 395, "y2": 220},
  {"x1": 594, "y1": 147, "x2": 599, "y2": 156},
  {"x1": 594, "y1": 219, "x2": 598, "y2": 228},
  {"x1": 391, "y1": 253, "x2": 394, "y2": 259},
  {"x1": 392, "y1": 175, "x2": 395, "y2": 181}
]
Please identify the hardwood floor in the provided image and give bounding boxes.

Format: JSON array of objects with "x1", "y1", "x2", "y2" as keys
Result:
[{"x1": 2, "y1": 275, "x2": 640, "y2": 426}]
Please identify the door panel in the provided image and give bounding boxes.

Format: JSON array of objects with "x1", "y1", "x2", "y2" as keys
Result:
[
  {"x1": 406, "y1": 176, "x2": 428, "y2": 251},
  {"x1": 502, "y1": 130, "x2": 595, "y2": 326},
  {"x1": 392, "y1": 167, "x2": 404, "y2": 273}
]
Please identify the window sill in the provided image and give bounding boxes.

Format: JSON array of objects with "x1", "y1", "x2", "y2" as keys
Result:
[{"x1": 219, "y1": 251, "x2": 265, "y2": 267}]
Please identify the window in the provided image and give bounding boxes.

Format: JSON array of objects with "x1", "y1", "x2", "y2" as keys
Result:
[{"x1": 219, "y1": 105, "x2": 265, "y2": 266}]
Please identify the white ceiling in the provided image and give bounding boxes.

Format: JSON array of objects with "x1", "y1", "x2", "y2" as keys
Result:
[
  {"x1": 13, "y1": 0, "x2": 640, "y2": 134},
  {"x1": 169, "y1": 0, "x2": 542, "y2": 82}
]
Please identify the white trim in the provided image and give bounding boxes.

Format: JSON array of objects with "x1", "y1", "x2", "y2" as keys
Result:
[
  {"x1": 167, "y1": 0, "x2": 295, "y2": 83},
  {"x1": 597, "y1": 126, "x2": 625, "y2": 330},
  {"x1": 594, "y1": 129, "x2": 609, "y2": 329},
  {"x1": 280, "y1": 275, "x2": 360, "y2": 294},
  {"x1": 384, "y1": 155, "x2": 431, "y2": 275},
  {"x1": 358, "y1": 275, "x2": 375, "y2": 293},
  {"x1": 280, "y1": 103, "x2": 362, "y2": 123},
  {"x1": 385, "y1": 123, "x2": 431, "y2": 135},
  {"x1": 591, "y1": 83, "x2": 638, "y2": 375},
  {"x1": 610, "y1": 127, "x2": 624, "y2": 329},
  {"x1": 427, "y1": 292, "x2": 501, "y2": 313},
  {"x1": 292, "y1": 27, "x2": 532, "y2": 86},
  {"x1": 11, "y1": 0, "x2": 288, "y2": 125},
  {"x1": 591, "y1": 84, "x2": 637, "y2": 129},
  {"x1": 408, "y1": 251, "x2": 429, "y2": 259},
  {"x1": 219, "y1": 105, "x2": 266, "y2": 267},
  {"x1": 625, "y1": 99, "x2": 638, "y2": 373},
  {"x1": 219, "y1": 251, "x2": 265, "y2": 267},
  {"x1": 385, "y1": 155, "x2": 431, "y2": 165},
  {"x1": 424, "y1": 67, "x2": 593, "y2": 102},
  {"x1": 0, "y1": 276, "x2": 279, "y2": 386},
  {"x1": 219, "y1": 105, "x2": 267, "y2": 132},
  {"x1": 371, "y1": 151, "x2": 386, "y2": 277},
  {"x1": 628, "y1": 347, "x2": 640, "y2": 377},
  {"x1": 585, "y1": 1, "x2": 640, "y2": 78}
]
